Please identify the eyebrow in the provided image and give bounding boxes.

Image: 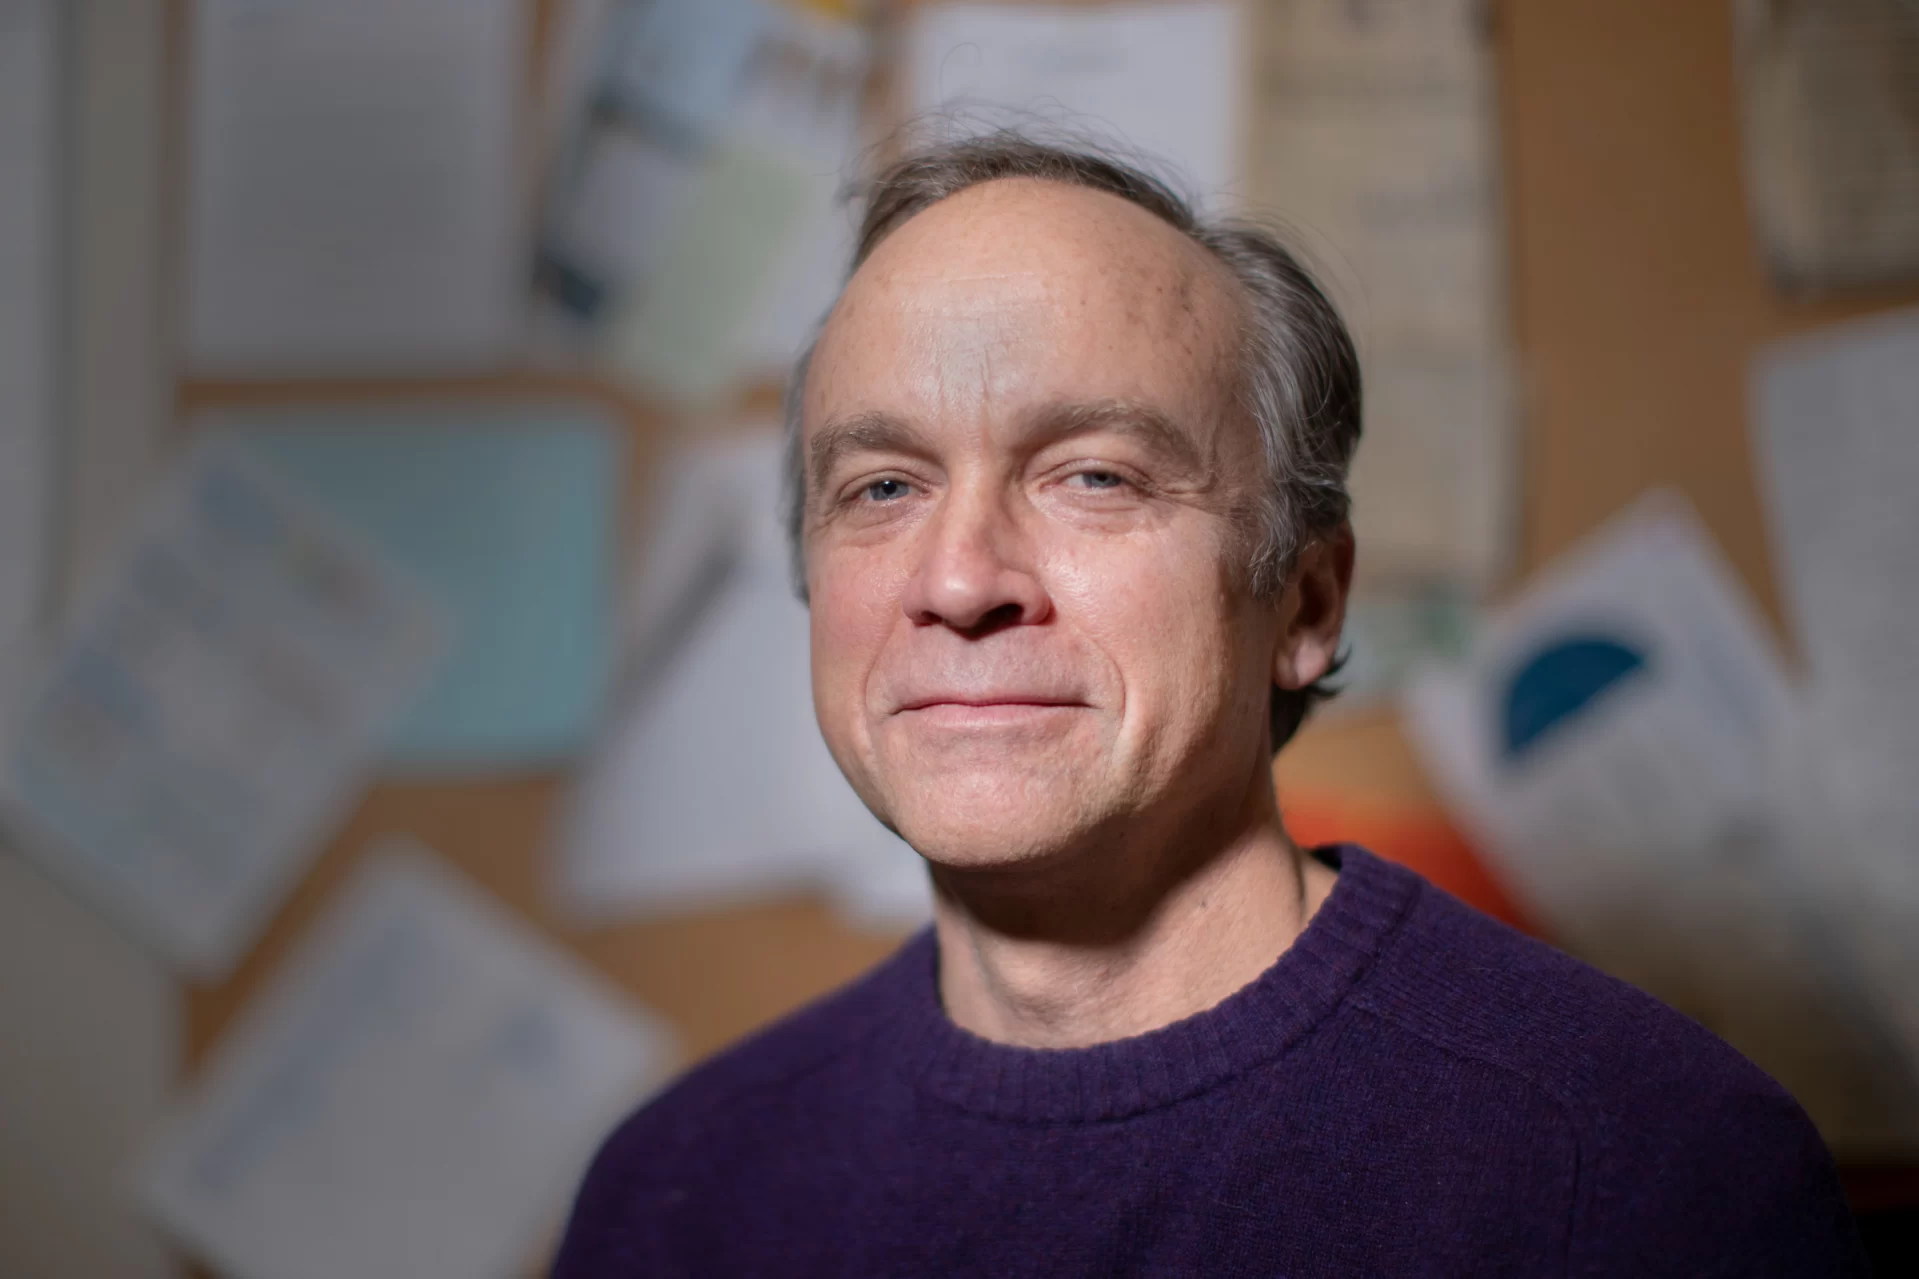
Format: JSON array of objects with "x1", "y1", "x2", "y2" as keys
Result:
[
  {"x1": 807, "y1": 411, "x2": 932, "y2": 496},
  {"x1": 804, "y1": 399, "x2": 1208, "y2": 497},
  {"x1": 1022, "y1": 400, "x2": 1206, "y2": 473}
]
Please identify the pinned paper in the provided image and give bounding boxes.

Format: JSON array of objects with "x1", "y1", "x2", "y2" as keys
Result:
[
  {"x1": 1405, "y1": 494, "x2": 1798, "y2": 921},
  {"x1": 225, "y1": 404, "x2": 623, "y2": 771},
  {"x1": 1753, "y1": 307, "x2": 1919, "y2": 1082},
  {"x1": 183, "y1": 0, "x2": 529, "y2": 372},
  {"x1": 601, "y1": 143, "x2": 824, "y2": 404},
  {"x1": 558, "y1": 429, "x2": 929, "y2": 928},
  {"x1": 1405, "y1": 493, "x2": 1919, "y2": 1151},
  {"x1": 138, "y1": 844, "x2": 675, "y2": 1279},
  {"x1": 0, "y1": 442, "x2": 445, "y2": 975},
  {"x1": 1249, "y1": 0, "x2": 1514, "y2": 585},
  {"x1": 538, "y1": 0, "x2": 871, "y2": 397},
  {"x1": 906, "y1": 2, "x2": 1245, "y2": 206}
]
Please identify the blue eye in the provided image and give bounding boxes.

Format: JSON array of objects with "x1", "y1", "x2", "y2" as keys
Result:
[
  {"x1": 863, "y1": 478, "x2": 912, "y2": 502},
  {"x1": 1071, "y1": 470, "x2": 1126, "y2": 490}
]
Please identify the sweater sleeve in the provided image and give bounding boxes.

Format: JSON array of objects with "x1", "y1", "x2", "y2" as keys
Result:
[{"x1": 1572, "y1": 1080, "x2": 1869, "y2": 1278}]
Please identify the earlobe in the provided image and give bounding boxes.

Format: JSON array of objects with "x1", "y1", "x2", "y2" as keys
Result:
[{"x1": 1270, "y1": 524, "x2": 1355, "y2": 691}]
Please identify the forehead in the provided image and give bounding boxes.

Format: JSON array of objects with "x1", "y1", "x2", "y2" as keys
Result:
[{"x1": 805, "y1": 179, "x2": 1243, "y2": 437}]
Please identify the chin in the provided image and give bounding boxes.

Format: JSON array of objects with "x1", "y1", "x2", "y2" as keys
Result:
[{"x1": 873, "y1": 766, "x2": 1109, "y2": 870}]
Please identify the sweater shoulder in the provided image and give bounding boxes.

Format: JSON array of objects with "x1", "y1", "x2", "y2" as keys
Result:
[
  {"x1": 550, "y1": 939, "x2": 924, "y2": 1278},
  {"x1": 577, "y1": 931, "x2": 922, "y2": 1178},
  {"x1": 1348, "y1": 871, "x2": 1863, "y2": 1270},
  {"x1": 1352, "y1": 871, "x2": 1785, "y2": 1113}
]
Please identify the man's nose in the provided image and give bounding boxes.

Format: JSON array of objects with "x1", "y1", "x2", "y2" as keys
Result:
[{"x1": 900, "y1": 489, "x2": 1051, "y2": 634}]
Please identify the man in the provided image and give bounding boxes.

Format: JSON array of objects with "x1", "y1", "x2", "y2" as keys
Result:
[{"x1": 553, "y1": 136, "x2": 1866, "y2": 1276}]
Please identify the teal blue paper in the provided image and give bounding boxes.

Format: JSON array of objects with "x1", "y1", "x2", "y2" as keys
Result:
[{"x1": 226, "y1": 405, "x2": 621, "y2": 769}]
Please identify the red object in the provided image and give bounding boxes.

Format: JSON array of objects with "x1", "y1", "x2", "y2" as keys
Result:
[{"x1": 1286, "y1": 800, "x2": 1537, "y2": 935}]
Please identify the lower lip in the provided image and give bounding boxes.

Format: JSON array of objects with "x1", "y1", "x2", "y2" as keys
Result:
[{"x1": 898, "y1": 703, "x2": 1081, "y2": 729}]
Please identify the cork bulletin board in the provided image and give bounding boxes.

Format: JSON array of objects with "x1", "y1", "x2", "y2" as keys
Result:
[{"x1": 173, "y1": 0, "x2": 1919, "y2": 1116}]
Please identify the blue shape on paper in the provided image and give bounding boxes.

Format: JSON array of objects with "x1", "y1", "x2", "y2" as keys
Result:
[
  {"x1": 1499, "y1": 633, "x2": 1650, "y2": 763},
  {"x1": 234, "y1": 405, "x2": 622, "y2": 769}
]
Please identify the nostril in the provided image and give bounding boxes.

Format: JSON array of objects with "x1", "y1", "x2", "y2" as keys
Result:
[{"x1": 961, "y1": 602, "x2": 1027, "y2": 638}]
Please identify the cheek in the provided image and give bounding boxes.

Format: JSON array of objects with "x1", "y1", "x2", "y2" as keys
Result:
[
  {"x1": 1047, "y1": 530, "x2": 1246, "y2": 726},
  {"x1": 808, "y1": 546, "x2": 910, "y2": 734}
]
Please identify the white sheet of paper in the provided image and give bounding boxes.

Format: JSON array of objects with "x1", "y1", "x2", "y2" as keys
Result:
[
  {"x1": 0, "y1": 442, "x2": 445, "y2": 975},
  {"x1": 1754, "y1": 308, "x2": 1919, "y2": 898},
  {"x1": 1405, "y1": 493, "x2": 1799, "y2": 920},
  {"x1": 183, "y1": 0, "x2": 528, "y2": 373},
  {"x1": 559, "y1": 431, "x2": 929, "y2": 927},
  {"x1": 906, "y1": 1, "x2": 1245, "y2": 208},
  {"x1": 1404, "y1": 492, "x2": 1919, "y2": 1149},
  {"x1": 536, "y1": 0, "x2": 870, "y2": 398},
  {"x1": 1753, "y1": 308, "x2": 1919, "y2": 1068},
  {"x1": 599, "y1": 140, "x2": 824, "y2": 404},
  {"x1": 537, "y1": 0, "x2": 774, "y2": 325},
  {"x1": 1249, "y1": 0, "x2": 1512, "y2": 584},
  {"x1": 0, "y1": 0, "x2": 58, "y2": 685},
  {"x1": 733, "y1": 11, "x2": 870, "y2": 375},
  {"x1": 137, "y1": 844, "x2": 675, "y2": 1279}
]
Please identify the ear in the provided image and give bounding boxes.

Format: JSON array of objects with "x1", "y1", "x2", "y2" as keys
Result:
[{"x1": 1272, "y1": 523, "x2": 1355, "y2": 692}]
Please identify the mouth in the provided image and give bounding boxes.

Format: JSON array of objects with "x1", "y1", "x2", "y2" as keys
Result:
[{"x1": 892, "y1": 697, "x2": 1086, "y2": 728}]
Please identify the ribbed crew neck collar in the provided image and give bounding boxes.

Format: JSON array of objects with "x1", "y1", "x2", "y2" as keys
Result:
[{"x1": 885, "y1": 845, "x2": 1418, "y2": 1123}]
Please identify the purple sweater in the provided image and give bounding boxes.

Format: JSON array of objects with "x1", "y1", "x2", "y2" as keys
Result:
[{"x1": 553, "y1": 846, "x2": 1867, "y2": 1276}]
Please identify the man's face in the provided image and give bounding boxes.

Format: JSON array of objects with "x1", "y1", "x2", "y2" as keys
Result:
[{"x1": 801, "y1": 179, "x2": 1281, "y2": 870}]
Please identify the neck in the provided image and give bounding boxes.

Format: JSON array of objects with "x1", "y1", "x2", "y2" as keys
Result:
[{"x1": 928, "y1": 770, "x2": 1337, "y2": 1050}]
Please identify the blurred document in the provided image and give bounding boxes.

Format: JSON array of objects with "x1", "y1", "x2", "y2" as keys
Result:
[
  {"x1": 1754, "y1": 309, "x2": 1919, "y2": 897},
  {"x1": 138, "y1": 844, "x2": 674, "y2": 1279},
  {"x1": 1754, "y1": 309, "x2": 1919, "y2": 1061},
  {"x1": 558, "y1": 431, "x2": 929, "y2": 928},
  {"x1": 906, "y1": 2, "x2": 1244, "y2": 207},
  {"x1": 183, "y1": 0, "x2": 528, "y2": 372},
  {"x1": 0, "y1": 442, "x2": 444, "y2": 975},
  {"x1": 1405, "y1": 494, "x2": 1917, "y2": 1147},
  {"x1": 1250, "y1": 0, "x2": 1511, "y2": 584},
  {"x1": 219, "y1": 404, "x2": 623, "y2": 771},
  {"x1": 601, "y1": 142, "x2": 826, "y2": 403},
  {"x1": 0, "y1": 0, "x2": 57, "y2": 680},
  {"x1": 597, "y1": 0, "x2": 774, "y2": 143},
  {"x1": 1735, "y1": 0, "x2": 1919, "y2": 291},
  {"x1": 1405, "y1": 494, "x2": 1798, "y2": 928},
  {"x1": 539, "y1": 0, "x2": 870, "y2": 400}
]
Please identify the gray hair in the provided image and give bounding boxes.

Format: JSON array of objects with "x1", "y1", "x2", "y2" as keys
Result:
[{"x1": 782, "y1": 133, "x2": 1361, "y2": 751}]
